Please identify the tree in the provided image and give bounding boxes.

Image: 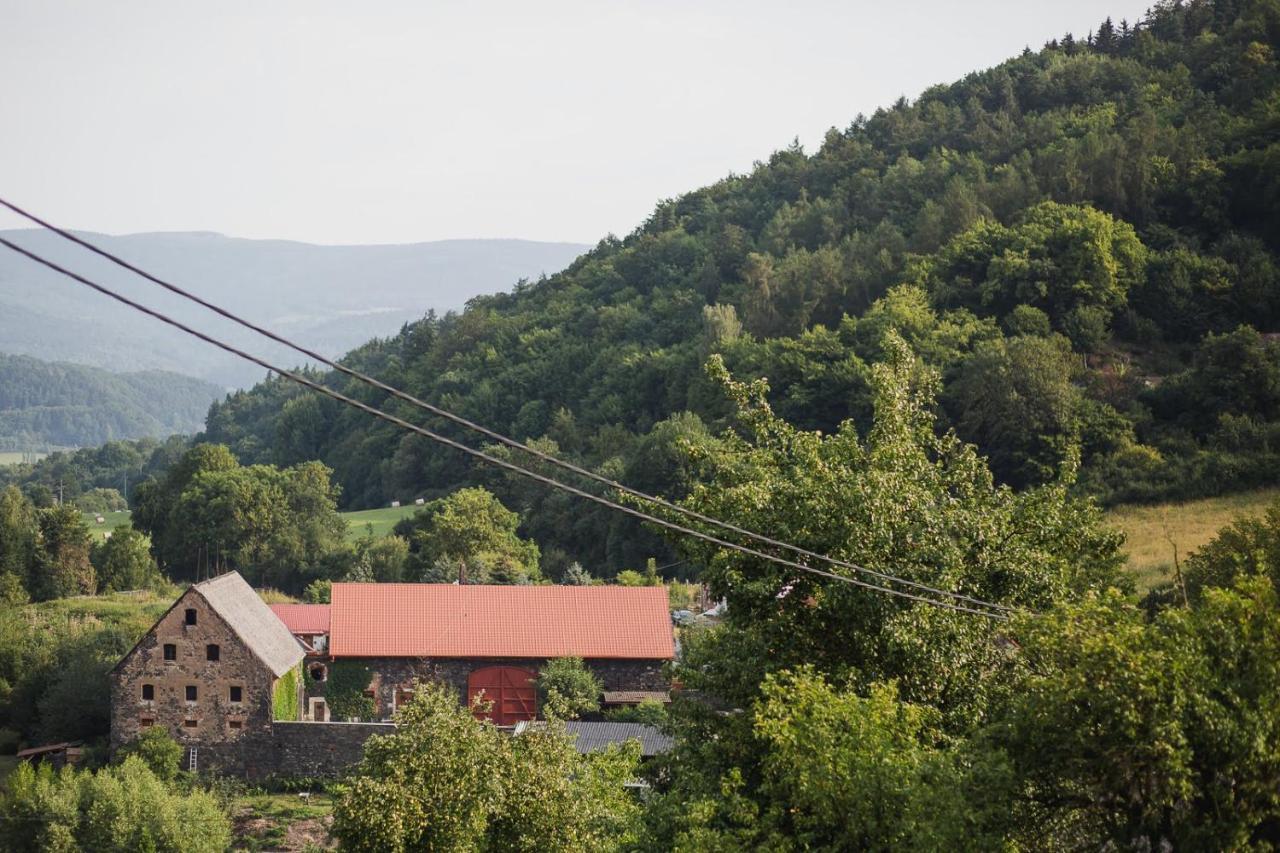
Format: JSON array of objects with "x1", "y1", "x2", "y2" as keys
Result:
[
  {"x1": 332, "y1": 683, "x2": 639, "y2": 852},
  {"x1": 0, "y1": 757, "x2": 230, "y2": 853},
  {"x1": 930, "y1": 202, "x2": 1147, "y2": 347},
  {"x1": 397, "y1": 487, "x2": 540, "y2": 585},
  {"x1": 946, "y1": 333, "x2": 1087, "y2": 487},
  {"x1": 987, "y1": 577, "x2": 1280, "y2": 849},
  {"x1": 140, "y1": 444, "x2": 346, "y2": 591},
  {"x1": 32, "y1": 505, "x2": 94, "y2": 601},
  {"x1": 90, "y1": 526, "x2": 161, "y2": 593},
  {"x1": 0, "y1": 487, "x2": 36, "y2": 597},
  {"x1": 536, "y1": 657, "x2": 603, "y2": 720},
  {"x1": 642, "y1": 335, "x2": 1126, "y2": 846},
  {"x1": 1183, "y1": 497, "x2": 1280, "y2": 599},
  {"x1": 562, "y1": 562, "x2": 594, "y2": 585}
]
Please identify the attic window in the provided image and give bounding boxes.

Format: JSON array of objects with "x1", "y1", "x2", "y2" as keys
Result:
[
  {"x1": 141, "y1": 684, "x2": 154, "y2": 701},
  {"x1": 206, "y1": 644, "x2": 220, "y2": 661},
  {"x1": 186, "y1": 685, "x2": 198, "y2": 702},
  {"x1": 184, "y1": 609, "x2": 197, "y2": 626},
  {"x1": 163, "y1": 644, "x2": 176, "y2": 661},
  {"x1": 229, "y1": 686, "x2": 242, "y2": 703}
]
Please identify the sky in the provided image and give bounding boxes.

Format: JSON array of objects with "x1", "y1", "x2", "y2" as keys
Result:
[{"x1": 0, "y1": 1, "x2": 1155, "y2": 246}]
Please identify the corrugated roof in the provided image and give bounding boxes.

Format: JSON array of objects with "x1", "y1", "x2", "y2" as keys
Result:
[
  {"x1": 602, "y1": 691, "x2": 670, "y2": 705},
  {"x1": 328, "y1": 583, "x2": 674, "y2": 660},
  {"x1": 269, "y1": 603, "x2": 331, "y2": 634},
  {"x1": 196, "y1": 573, "x2": 304, "y2": 677},
  {"x1": 515, "y1": 721, "x2": 673, "y2": 757}
]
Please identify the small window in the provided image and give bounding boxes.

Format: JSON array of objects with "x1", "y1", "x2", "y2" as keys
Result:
[
  {"x1": 206, "y1": 644, "x2": 220, "y2": 661},
  {"x1": 139, "y1": 717, "x2": 154, "y2": 728},
  {"x1": 184, "y1": 608, "x2": 197, "y2": 625},
  {"x1": 163, "y1": 644, "x2": 176, "y2": 661},
  {"x1": 141, "y1": 684, "x2": 154, "y2": 701},
  {"x1": 183, "y1": 719, "x2": 198, "y2": 728},
  {"x1": 228, "y1": 719, "x2": 243, "y2": 730},
  {"x1": 229, "y1": 686, "x2": 242, "y2": 703},
  {"x1": 186, "y1": 685, "x2": 198, "y2": 702}
]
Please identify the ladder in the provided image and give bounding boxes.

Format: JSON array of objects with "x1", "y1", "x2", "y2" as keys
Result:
[{"x1": 186, "y1": 747, "x2": 198, "y2": 773}]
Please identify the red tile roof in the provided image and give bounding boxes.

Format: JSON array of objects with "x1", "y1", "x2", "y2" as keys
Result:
[
  {"x1": 327, "y1": 584, "x2": 674, "y2": 660},
  {"x1": 269, "y1": 603, "x2": 331, "y2": 634}
]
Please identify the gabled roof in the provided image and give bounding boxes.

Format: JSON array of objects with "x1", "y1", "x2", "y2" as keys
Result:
[
  {"x1": 328, "y1": 583, "x2": 675, "y2": 660},
  {"x1": 269, "y1": 603, "x2": 331, "y2": 634},
  {"x1": 194, "y1": 573, "x2": 304, "y2": 677}
]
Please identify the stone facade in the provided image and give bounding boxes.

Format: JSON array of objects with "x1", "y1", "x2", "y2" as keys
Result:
[
  {"x1": 340, "y1": 656, "x2": 669, "y2": 719},
  {"x1": 109, "y1": 588, "x2": 285, "y2": 756}
]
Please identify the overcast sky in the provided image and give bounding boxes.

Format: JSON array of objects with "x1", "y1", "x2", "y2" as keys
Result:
[{"x1": 0, "y1": 1, "x2": 1154, "y2": 245}]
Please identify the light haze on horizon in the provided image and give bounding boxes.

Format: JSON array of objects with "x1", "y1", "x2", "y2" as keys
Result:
[{"x1": 1, "y1": 1, "x2": 1154, "y2": 246}]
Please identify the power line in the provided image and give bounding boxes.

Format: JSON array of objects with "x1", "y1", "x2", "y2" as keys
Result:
[
  {"x1": 0, "y1": 235, "x2": 1008, "y2": 620},
  {"x1": 0, "y1": 197, "x2": 1012, "y2": 615}
]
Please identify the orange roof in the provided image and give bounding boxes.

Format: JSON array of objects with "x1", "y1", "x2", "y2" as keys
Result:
[
  {"x1": 269, "y1": 603, "x2": 331, "y2": 634},
  {"x1": 328, "y1": 583, "x2": 674, "y2": 660}
]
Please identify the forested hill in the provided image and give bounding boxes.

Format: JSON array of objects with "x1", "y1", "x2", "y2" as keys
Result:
[
  {"x1": 0, "y1": 230, "x2": 588, "y2": 387},
  {"x1": 205, "y1": 0, "x2": 1280, "y2": 576},
  {"x1": 0, "y1": 354, "x2": 221, "y2": 449}
]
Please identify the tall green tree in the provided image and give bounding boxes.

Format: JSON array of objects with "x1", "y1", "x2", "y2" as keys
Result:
[{"x1": 396, "y1": 487, "x2": 541, "y2": 584}]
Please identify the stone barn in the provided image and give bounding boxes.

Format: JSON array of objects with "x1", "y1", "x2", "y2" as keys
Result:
[
  {"x1": 278, "y1": 582, "x2": 675, "y2": 725},
  {"x1": 109, "y1": 572, "x2": 305, "y2": 773},
  {"x1": 111, "y1": 574, "x2": 675, "y2": 778}
]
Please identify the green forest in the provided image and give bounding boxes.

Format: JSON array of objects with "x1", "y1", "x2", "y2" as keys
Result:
[
  {"x1": 3, "y1": 2, "x2": 1280, "y2": 849},
  {"x1": 0, "y1": 354, "x2": 220, "y2": 450},
  {"x1": 202, "y1": 0, "x2": 1280, "y2": 577}
]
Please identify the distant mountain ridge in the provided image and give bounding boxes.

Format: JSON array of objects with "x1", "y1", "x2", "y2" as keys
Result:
[
  {"x1": 0, "y1": 229, "x2": 589, "y2": 386},
  {"x1": 0, "y1": 353, "x2": 222, "y2": 449}
]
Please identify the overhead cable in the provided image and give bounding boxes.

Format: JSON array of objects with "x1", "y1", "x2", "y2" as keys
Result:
[
  {"x1": 0, "y1": 234, "x2": 1008, "y2": 620},
  {"x1": 0, "y1": 197, "x2": 1013, "y2": 614}
]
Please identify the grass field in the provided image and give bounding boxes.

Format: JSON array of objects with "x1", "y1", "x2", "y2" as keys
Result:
[
  {"x1": 340, "y1": 504, "x2": 422, "y2": 541},
  {"x1": 77, "y1": 505, "x2": 421, "y2": 544},
  {"x1": 81, "y1": 510, "x2": 134, "y2": 541},
  {"x1": 1106, "y1": 488, "x2": 1279, "y2": 591},
  {"x1": 232, "y1": 791, "x2": 334, "y2": 851},
  {"x1": 0, "y1": 451, "x2": 47, "y2": 466}
]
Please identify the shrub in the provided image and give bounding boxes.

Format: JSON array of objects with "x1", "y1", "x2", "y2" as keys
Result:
[
  {"x1": 0, "y1": 756, "x2": 230, "y2": 853},
  {"x1": 536, "y1": 657, "x2": 603, "y2": 721},
  {"x1": 117, "y1": 725, "x2": 182, "y2": 781}
]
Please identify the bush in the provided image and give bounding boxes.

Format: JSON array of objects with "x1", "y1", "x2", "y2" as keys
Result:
[
  {"x1": 536, "y1": 657, "x2": 603, "y2": 721},
  {"x1": 0, "y1": 756, "x2": 231, "y2": 853},
  {"x1": 604, "y1": 699, "x2": 668, "y2": 727},
  {"x1": 117, "y1": 725, "x2": 182, "y2": 781}
]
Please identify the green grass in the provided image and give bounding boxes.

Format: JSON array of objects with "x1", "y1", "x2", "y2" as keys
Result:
[
  {"x1": 0, "y1": 451, "x2": 47, "y2": 466},
  {"x1": 1107, "y1": 488, "x2": 1280, "y2": 592},
  {"x1": 24, "y1": 587, "x2": 179, "y2": 626},
  {"x1": 232, "y1": 791, "x2": 334, "y2": 851},
  {"x1": 81, "y1": 510, "x2": 133, "y2": 541},
  {"x1": 340, "y1": 504, "x2": 421, "y2": 542}
]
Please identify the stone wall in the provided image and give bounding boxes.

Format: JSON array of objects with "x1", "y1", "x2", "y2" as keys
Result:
[
  {"x1": 346, "y1": 656, "x2": 669, "y2": 719},
  {"x1": 109, "y1": 588, "x2": 275, "y2": 753},
  {"x1": 266, "y1": 721, "x2": 394, "y2": 779}
]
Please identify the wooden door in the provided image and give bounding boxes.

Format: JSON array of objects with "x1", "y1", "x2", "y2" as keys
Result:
[{"x1": 467, "y1": 666, "x2": 536, "y2": 726}]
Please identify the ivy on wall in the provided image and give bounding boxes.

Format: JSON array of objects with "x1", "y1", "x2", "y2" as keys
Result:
[
  {"x1": 327, "y1": 661, "x2": 375, "y2": 721},
  {"x1": 273, "y1": 665, "x2": 301, "y2": 721}
]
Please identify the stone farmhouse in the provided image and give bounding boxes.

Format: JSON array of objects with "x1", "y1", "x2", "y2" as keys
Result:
[{"x1": 110, "y1": 572, "x2": 676, "y2": 778}]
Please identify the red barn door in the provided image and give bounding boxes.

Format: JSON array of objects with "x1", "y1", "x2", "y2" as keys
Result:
[{"x1": 467, "y1": 666, "x2": 536, "y2": 726}]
